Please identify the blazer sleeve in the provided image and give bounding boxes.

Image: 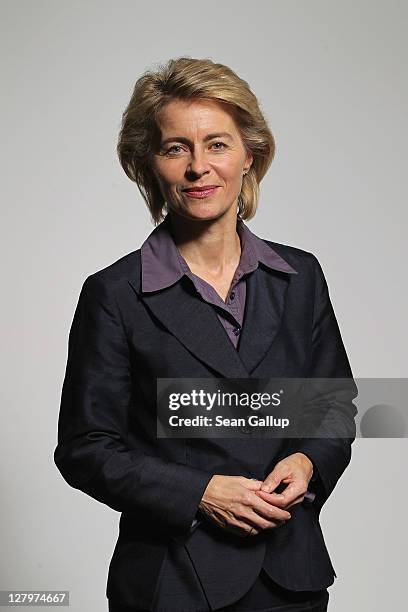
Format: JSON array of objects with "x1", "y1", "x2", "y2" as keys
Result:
[
  {"x1": 290, "y1": 254, "x2": 358, "y2": 514},
  {"x1": 54, "y1": 274, "x2": 213, "y2": 535}
]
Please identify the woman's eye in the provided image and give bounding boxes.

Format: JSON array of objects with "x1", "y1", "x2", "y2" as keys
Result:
[
  {"x1": 165, "y1": 145, "x2": 183, "y2": 155},
  {"x1": 210, "y1": 141, "x2": 226, "y2": 150}
]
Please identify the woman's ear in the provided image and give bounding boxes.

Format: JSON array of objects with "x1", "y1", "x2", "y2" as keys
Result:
[{"x1": 244, "y1": 150, "x2": 253, "y2": 173}]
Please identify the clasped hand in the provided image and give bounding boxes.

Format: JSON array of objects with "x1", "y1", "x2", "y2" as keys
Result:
[{"x1": 198, "y1": 453, "x2": 314, "y2": 538}]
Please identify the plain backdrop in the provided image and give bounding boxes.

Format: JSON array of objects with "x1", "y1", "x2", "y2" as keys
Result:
[{"x1": 1, "y1": 1, "x2": 407, "y2": 610}]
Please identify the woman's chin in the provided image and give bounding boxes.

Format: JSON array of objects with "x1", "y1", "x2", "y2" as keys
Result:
[{"x1": 172, "y1": 202, "x2": 232, "y2": 223}]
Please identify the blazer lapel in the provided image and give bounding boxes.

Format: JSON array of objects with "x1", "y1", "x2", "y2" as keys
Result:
[
  {"x1": 128, "y1": 255, "x2": 293, "y2": 379},
  {"x1": 131, "y1": 277, "x2": 249, "y2": 378},
  {"x1": 237, "y1": 265, "x2": 291, "y2": 374}
]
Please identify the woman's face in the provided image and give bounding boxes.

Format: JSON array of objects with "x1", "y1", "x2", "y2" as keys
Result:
[{"x1": 151, "y1": 98, "x2": 253, "y2": 222}]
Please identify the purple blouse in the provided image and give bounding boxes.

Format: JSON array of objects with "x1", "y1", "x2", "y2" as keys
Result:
[{"x1": 140, "y1": 214, "x2": 297, "y2": 349}]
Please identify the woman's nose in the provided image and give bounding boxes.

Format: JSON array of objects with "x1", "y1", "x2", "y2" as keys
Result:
[{"x1": 186, "y1": 149, "x2": 211, "y2": 176}]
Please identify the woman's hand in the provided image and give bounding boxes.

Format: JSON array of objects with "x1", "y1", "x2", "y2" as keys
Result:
[
  {"x1": 255, "y1": 453, "x2": 314, "y2": 510},
  {"x1": 198, "y1": 475, "x2": 291, "y2": 538}
]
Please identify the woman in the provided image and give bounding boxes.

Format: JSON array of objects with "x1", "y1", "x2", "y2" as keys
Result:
[{"x1": 54, "y1": 57, "x2": 357, "y2": 611}]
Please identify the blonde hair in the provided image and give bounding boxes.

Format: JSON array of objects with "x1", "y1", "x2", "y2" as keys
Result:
[{"x1": 117, "y1": 56, "x2": 275, "y2": 225}]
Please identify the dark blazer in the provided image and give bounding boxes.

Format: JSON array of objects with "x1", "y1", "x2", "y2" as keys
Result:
[{"x1": 54, "y1": 239, "x2": 358, "y2": 610}]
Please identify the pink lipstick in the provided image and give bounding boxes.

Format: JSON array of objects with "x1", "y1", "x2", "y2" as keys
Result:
[{"x1": 182, "y1": 186, "x2": 219, "y2": 199}]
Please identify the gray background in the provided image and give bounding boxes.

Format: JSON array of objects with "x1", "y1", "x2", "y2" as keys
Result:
[{"x1": 1, "y1": 0, "x2": 407, "y2": 610}]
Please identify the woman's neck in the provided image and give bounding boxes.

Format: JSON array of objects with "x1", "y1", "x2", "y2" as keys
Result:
[{"x1": 167, "y1": 210, "x2": 241, "y2": 277}]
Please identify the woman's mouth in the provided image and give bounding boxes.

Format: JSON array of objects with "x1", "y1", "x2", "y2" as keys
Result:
[{"x1": 182, "y1": 186, "x2": 219, "y2": 199}]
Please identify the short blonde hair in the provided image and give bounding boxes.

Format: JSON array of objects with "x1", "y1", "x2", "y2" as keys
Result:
[{"x1": 117, "y1": 56, "x2": 275, "y2": 225}]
